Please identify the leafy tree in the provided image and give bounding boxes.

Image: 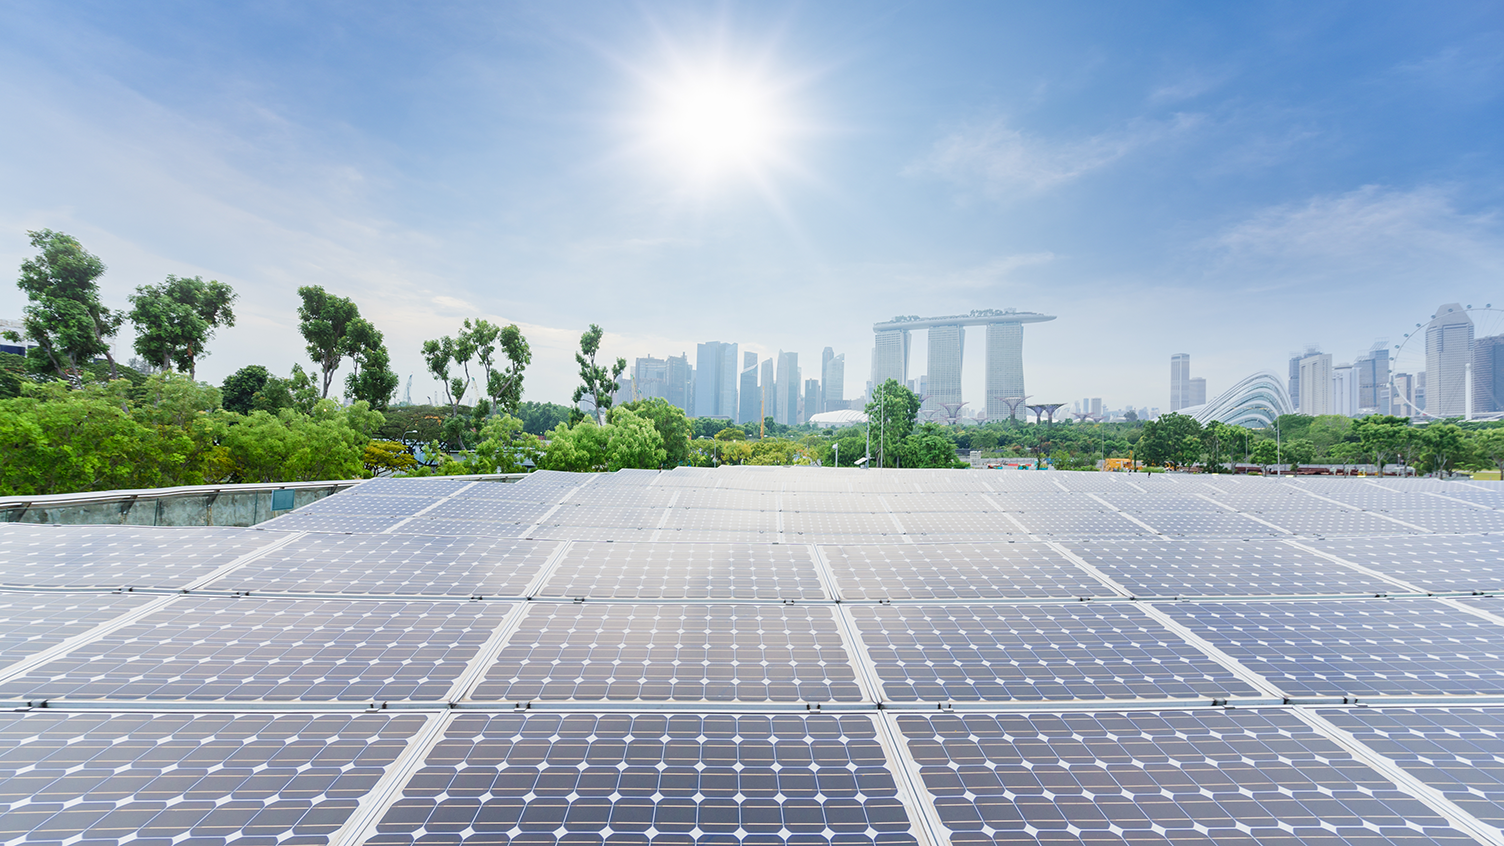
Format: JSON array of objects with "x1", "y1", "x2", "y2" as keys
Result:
[
  {"x1": 616, "y1": 398, "x2": 691, "y2": 467},
  {"x1": 572, "y1": 324, "x2": 626, "y2": 425},
  {"x1": 1282, "y1": 438, "x2": 1316, "y2": 471},
  {"x1": 343, "y1": 319, "x2": 399, "y2": 409},
  {"x1": 296, "y1": 286, "x2": 366, "y2": 398},
  {"x1": 745, "y1": 438, "x2": 814, "y2": 466},
  {"x1": 691, "y1": 417, "x2": 736, "y2": 439},
  {"x1": 517, "y1": 401, "x2": 572, "y2": 435},
  {"x1": 1199, "y1": 421, "x2": 1240, "y2": 473},
  {"x1": 363, "y1": 440, "x2": 418, "y2": 476},
  {"x1": 1250, "y1": 440, "x2": 1281, "y2": 475},
  {"x1": 474, "y1": 320, "x2": 531, "y2": 415},
  {"x1": 1352, "y1": 414, "x2": 1410, "y2": 474},
  {"x1": 7, "y1": 230, "x2": 122, "y2": 382},
  {"x1": 1327, "y1": 441, "x2": 1363, "y2": 473},
  {"x1": 900, "y1": 422, "x2": 965, "y2": 468},
  {"x1": 540, "y1": 420, "x2": 609, "y2": 472},
  {"x1": 421, "y1": 333, "x2": 473, "y2": 417},
  {"x1": 1135, "y1": 413, "x2": 1202, "y2": 470},
  {"x1": 222, "y1": 365, "x2": 271, "y2": 414},
  {"x1": 220, "y1": 400, "x2": 381, "y2": 483},
  {"x1": 249, "y1": 365, "x2": 321, "y2": 414},
  {"x1": 864, "y1": 379, "x2": 921, "y2": 467},
  {"x1": 605, "y1": 408, "x2": 667, "y2": 471},
  {"x1": 1420, "y1": 423, "x2": 1467, "y2": 476},
  {"x1": 1473, "y1": 428, "x2": 1504, "y2": 476},
  {"x1": 127, "y1": 275, "x2": 236, "y2": 379}
]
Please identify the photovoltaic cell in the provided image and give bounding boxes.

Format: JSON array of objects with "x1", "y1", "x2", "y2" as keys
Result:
[
  {"x1": 469, "y1": 603, "x2": 863, "y2": 702},
  {"x1": 0, "y1": 592, "x2": 149, "y2": 669},
  {"x1": 290, "y1": 495, "x2": 435, "y2": 517},
  {"x1": 1241, "y1": 511, "x2": 1419, "y2": 537},
  {"x1": 1163, "y1": 598, "x2": 1504, "y2": 697},
  {"x1": 0, "y1": 525, "x2": 267, "y2": 589},
  {"x1": 1061, "y1": 539, "x2": 1397, "y2": 597},
  {"x1": 538, "y1": 542, "x2": 827, "y2": 600},
  {"x1": 367, "y1": 713, "x2": 917, "y2": 846},
  {"x1": 1009, "y1": 510, "x2": 1154, "y2": 537},
  {"x1": 255, "y1": 512, "x2": 409, "y2": 533},
  {"x1": 0, "y1": 711, "x2": 425, "y2": 846},
  {"x1": 1305, "y1": 535, "x2": 1504, "y2": 593},
  {"x1": 207, "y1": 534, "x2": 559, "y2": 596},
  {"x1": 0, "y1": 596, "x2": 513, "y2": 702},
  {"x1": 823, "y1": 542, "x2": 1114, "y2": 600},
  {"x1": 848, "y1": 604, "x2": 1260, "y2": 702},
  {"x1": 896, "y1": 709, "x2": 1473, "y2": 846},
  {"x1": 1322, "y1": 706, "x2": 1504, "y2": 828}
]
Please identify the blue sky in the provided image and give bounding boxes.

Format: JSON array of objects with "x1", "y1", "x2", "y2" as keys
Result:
[{"x1": 2, "y1": 1, "x2": 1501, "y2": 412}]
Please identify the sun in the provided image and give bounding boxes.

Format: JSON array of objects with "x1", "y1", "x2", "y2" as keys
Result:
[{"x1": 646, "y1": 70, "x2": 787, "y2": 178}]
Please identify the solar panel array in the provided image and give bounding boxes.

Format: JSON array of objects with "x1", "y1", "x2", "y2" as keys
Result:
[{"x1": 2, "y1": 467, "x2": 1504, "y2": 845}]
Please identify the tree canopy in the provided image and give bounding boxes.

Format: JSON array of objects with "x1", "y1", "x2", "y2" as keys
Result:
[
  {"x1": 127, "y1": 275, "x2": 237, "y2": 379},
  {"x1": 6, "y1": 230, "x2": 122, "y2": 383}
]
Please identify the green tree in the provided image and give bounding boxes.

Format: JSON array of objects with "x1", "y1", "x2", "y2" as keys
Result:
[
  {"x1": 1473, "y1": 428, "x2": 1504, "y2": 475},
  {"x1": 1135, "y1": 413, "x2": 1203, "y2": 470},
  {"x1": 127, "y1": 275, "x2": 236, "y2": 379},
  {"x1": 1352, "y1": 414, "x2": 1410, "y2": 474},
  {"x1": 343, "y1": 319, "x2": 399, "y2": 409},
  {"x1": 864, "y1": 379, "x2": 921, "y2": 467},
  {"x1": 296, "y1": 286, "x2": 366, "y2": 398},
  {"x1": 477, "y1": 321, "x2": 531, "y2": 416},
  {"x1": 572, "y1": 324, "x2": 626, "y2": 425},
  {"x1": 7, "y1": 230, "x2": 122, "y2": 383},
  {"x1": 540, "y1": 421, "x2": 609, "y2": 472},
  {"x1": 900, "y1": 422, "x2": 965, "y2": 468},
  {"x1": 616, "y1": 398, "x2": 691, "y2": 468},
  {"x1": 1282, "y1": 438, "x2": 1316, "y2": 471},
  {"x1": 517, "y1": 401, "x2": 573, "y2": 435},
  {"x1": 222, "y1": 365, "x2": 271, "y2": 414},
  {"x1": 1250, "y1": 439, "x2": 1281, "y2": 475},
  {"x1": 605, "y1": 408, "x2": 667, "y2": 470},
  {"x1": 220, "y1": 400, "x2": 380, "y2": 483},
  {"x1": 1420, "y1": 423, "x2": 1466, "y2": 476}
]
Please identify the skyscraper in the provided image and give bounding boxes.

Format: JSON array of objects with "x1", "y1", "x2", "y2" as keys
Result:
[
  {"x1": 776, "y1": 351, "x2": 800, "y2": 426},
  {"x1": 1299, "y1": 353, "x2": 1334, "y2": 416},
  {"x1": 926, "y1": 324, "x2": 965, "y2": 413},
  {"x1": 872, "y1": 310, "x2": 1054, "y2": 422},
  {"x1": 1426, "y1": 303, "x2": 1473, "y2": 418},
  {"x1": 820, "y1": 348, "x2": 834, "y2": 412},
  {"x1": 694, "y1": 342, "x2": 738, "y2": 418},
  {"x1": 760, "y1": 359, "x2": 775, "y2": 424},
  {"x1": 1288, "y1": 346, "x2": 1322, "y2": 412},
  {"x1": 1355, "y1": 347, "x2": 1391, "y2": 415},
  {"x1": 984, "y1": 323, "x2": 1025, "y2": 419},
  {"x1": 738, "y1": 352, "x2": 759, "y2": 424},
  {"x1": 1188, "y1": 377, "x2": 1206, "y2": 408},
  {"x1": 1393, "y1": 372, "x2": 1416, "y2": 417},
  {"x1": 803, "y1": 379, "x2": 820, "y2": 425},
  {"x1": 632, "y1": 356, "x2": 668, "y2": 401},
  {"x1": 822, "y1": 352, "x2": 845, "y2": 412},
  {"x1": 665, "y1": 353, "x2": 693, "y2": 414},
  {"x1": 872, "y1": 328, "x2": 910, "y2": 388},
  {"x1": 1332, "y1": 362, "x2": 1358, "y2": 417},
  {"x1": 1474, "y1": 335, "x2": 1504, "y2": 414},
  {"x1": 1170, "y1": 354, "x2": 1191, "y2": 411}
]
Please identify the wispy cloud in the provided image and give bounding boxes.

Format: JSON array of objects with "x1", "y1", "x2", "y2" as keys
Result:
[
  {"x1": 1211, "y1": 184, "x2": 1502, "y2": 272},
  {"x1": 907, "y1": 113, "x2": 1203, "y2": 197}
]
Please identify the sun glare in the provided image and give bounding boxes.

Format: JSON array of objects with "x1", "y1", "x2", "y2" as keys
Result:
[{"x1": 649, "y1": 72, "x2": 785, "y2": 178}]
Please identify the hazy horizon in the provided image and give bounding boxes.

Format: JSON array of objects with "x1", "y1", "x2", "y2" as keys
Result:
[{"x1": 2, "y1": 2, "x2": 1501, "y2": 412}]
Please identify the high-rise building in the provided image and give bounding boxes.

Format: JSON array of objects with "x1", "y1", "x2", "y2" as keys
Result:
[
  {"x1": 1088, "y1": 398, "x2": 1102, "y2": 417},
  {"x1": 694, "y1": 342, "x2": 738, "y2": 418},
  {"x1": 776, "y1": 351, "x2": 800, "y2": 426},
  {"x1": 1170, "y1": 354, "x2": 1191, "y2": 411},
  {"x1": 872, "y1": 311, "x2": 1053, "y2": 421},
  {"x1": 926, "y1": 324, "x2": 965, "y2": 413},
  {"x1": 822, "y1": 352, "x2": 845, "y2": 412},
  {"x1": 632, "y1": 356, "x2": 668, "y2": 401},
  {"x1": 666, "y1": 353, "x2": 693, "y2": 414},
  {"x1": 1355, "y1": 346, "x2": 1390, "y2": 415},
  {"x1": 803, "y1": 379, "x2": 820, "y2": 425},
  {"x1": 1288, "y1": 346, "x2": 1321, "y2": 412},
  {"x1": 1392, "y1": 372, "x2": 1416, "y2": 416},
  {"x1": 1416, "y1": 371, "x2": 1427, "y2": 413},
  {"x1": 1332, "y1": 362, "x2": 1358, "y2": 417},
  {"x1": 820, "y1": 348, "x2": 834, "y2": 412},
  {"x1": 1474, "y1": 335, "x2": 1504, "y2": 415},
  {"x1": 760, "y1": 359, "x2": 775, "y2": 425},
  {"x1": 1426, "y1": 303, "x2": 1473, "y2": 418},
  {"x1": 737, "y1": 352, "x2": 759, "y2": 424},
  {"x1": 1188, "y1": 377, "x2": 1206, "y2": 408},
  {"x1": 1299, "y1": 353, "x2": 1334, "y2": 416}
]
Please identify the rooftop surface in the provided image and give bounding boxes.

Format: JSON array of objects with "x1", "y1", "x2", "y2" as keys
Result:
[{"x1": 1, "y1": 467, "x2": 1504, "y2": 844}]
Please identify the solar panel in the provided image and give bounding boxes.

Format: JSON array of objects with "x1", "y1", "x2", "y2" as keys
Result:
[
  {"x1": 0, "y1": 525, "x2": 266, "y2": 589},
  {"x1": 896, "y1": 709, "x2": 1473, "y2": 844},
  {"x1": 0, "y1": 711, "x2": 426, "y2": 845},
  {"x1": 849, "y1": 604, "x2": 1262, "y2": 703},
  {"x1": 1306, "y1": 536, "x2": 1504, "y2": 593},
  {"x1": 1162, "y1": 598, "x2": 1504, "y2": 697},
  {"x1": 208, "y1": 534, "x2": 559, "y2": 596},
  {"x1": 823, "y1": 542, "x2": 1113, "y2": 600},
  {"x1": 0, "y1": 596, "x2": 513, "y2": 702},
  {"x1": 0, "y1": 592, "x2": 150, "y2": 667},
  {"x1": 468, "y1": 603, "x2": 863, "y2": 702},
  {"x1": 1062, "y1": 539, "x2": 1398, "y2": 597},
  {"x1": 365, "y1": 713, "x2": 917, "y2": 846},
  {"x1": 537, "y1": 542, "x2": 827, "y2": 600}
]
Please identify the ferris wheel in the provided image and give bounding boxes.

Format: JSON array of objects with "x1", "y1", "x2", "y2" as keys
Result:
[{"x1": 1389, "y1": 303, "x2": 1504, "y2": 420}]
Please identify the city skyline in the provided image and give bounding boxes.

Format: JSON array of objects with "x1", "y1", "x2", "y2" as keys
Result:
[{"x1": 1, "y1": 3, "x2": 1500, "y2": 410}]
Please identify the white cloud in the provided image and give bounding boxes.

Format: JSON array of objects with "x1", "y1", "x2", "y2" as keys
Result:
[
  {"x1": 908, "y1": 113, "x2": 1202, "y2": 197},
  {"x1": 1211, "y1": 184, "x2": 1504, "y2": 274}
]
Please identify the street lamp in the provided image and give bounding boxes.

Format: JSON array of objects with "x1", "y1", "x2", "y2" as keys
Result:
[{"x1": 833, "y1": 442, "x2": 839, "y2": 469}]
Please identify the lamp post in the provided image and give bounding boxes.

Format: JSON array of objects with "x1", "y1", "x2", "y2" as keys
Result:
[{"x1": 833, "y1": 442, "x2": 839, "y2": 469}]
